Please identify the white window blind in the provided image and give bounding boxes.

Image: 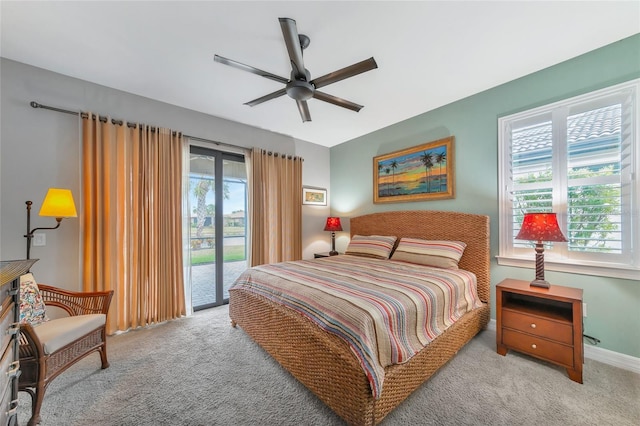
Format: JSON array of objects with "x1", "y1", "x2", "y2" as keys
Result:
[{"x1": 498, "y1": 79, "x2": 639, "y2": 279}]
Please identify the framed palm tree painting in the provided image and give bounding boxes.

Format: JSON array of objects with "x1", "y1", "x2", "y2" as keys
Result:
[{"x1": 373, "y1": 136, "x2": 455, "y2": 203}]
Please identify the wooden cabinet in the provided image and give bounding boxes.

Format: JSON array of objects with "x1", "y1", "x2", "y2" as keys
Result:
[
  {"x1": 1, "y1": 259, "x2": 37, "y2": 426},
  {"x1": 496, "y1": 278, "x2": 583, "y2": 383}
]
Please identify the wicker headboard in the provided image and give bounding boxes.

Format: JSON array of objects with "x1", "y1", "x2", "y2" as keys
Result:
[{"x1": 350, "y1": 210, "x2": 490, "y2": 304}]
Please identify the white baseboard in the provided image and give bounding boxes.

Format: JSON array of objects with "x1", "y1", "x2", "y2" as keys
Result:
[
  {"x1": 487, "y1": 318, "x2": 497, "y2": 332},
  {"x1": 583, "y1": 344, "x2": 640, "y2": 374},
  {"x1": 486, "y1": 319, "x2": 640, "y2": 375}
]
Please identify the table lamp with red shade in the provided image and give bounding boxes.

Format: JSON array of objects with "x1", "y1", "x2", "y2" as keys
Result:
[
  {"x1": 515, "y1": 212, "x2": 567, "y2": 289},
  {"x1": 324, "y1": 217, "x2": 342, "y2": 256}
]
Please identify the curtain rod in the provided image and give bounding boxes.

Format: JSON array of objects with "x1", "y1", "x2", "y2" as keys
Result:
[{"x1": 29, "y1": 101, "x2": 246, "y2": 151}]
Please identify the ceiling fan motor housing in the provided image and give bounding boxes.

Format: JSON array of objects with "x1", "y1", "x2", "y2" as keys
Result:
[
  {"x1": 286, "y1": 74, "x2": 314, "y2": 101},
  {"x1": 286, "y1": 80, "x2": 314, "y2": 101}
]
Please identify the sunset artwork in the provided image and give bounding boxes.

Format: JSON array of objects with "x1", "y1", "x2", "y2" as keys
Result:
[{"x1": 373, "y1": 137, "x2": 455, "y2": 203}]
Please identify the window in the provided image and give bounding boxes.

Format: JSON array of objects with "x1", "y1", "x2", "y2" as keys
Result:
[{"x1": 498, "y1": 80, "x2": 639, "y2": 280}]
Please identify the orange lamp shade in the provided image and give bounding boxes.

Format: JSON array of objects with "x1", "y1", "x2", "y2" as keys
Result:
[
  {"x1": 39, "y1": 188, "x2": 78, "y2": 219},
  {"x1": 324, "y1": 217, "x2": 343, "y2": 232},
  {"x1": 515, "y1": 213, "x2": 567, "y2": 243}
]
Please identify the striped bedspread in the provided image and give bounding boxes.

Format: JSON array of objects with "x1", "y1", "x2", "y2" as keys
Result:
[{"x1": 229, "y1": 255, "x2": 483, "y2": 399}]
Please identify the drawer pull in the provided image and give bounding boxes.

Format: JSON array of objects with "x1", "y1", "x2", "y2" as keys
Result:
[
  {"x1": 530, "y1": 323, "x2": 537, "y2": 329},
  {"x1": 7, "y1": 361, "x2": 20, "y2": 378},
  {"x1": 7, "y1": 323, "x2": 20, "y2": 336},
  {"x1": 6, "y1": 406, "x2": 18, "y2": 418},
  {"x1": 531, "y1": 344, "x2": 537, "y2": 349}
]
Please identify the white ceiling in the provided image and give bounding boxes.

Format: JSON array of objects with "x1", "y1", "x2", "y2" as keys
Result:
[{"x1": 1, "y1": 1, "x2": 638, "y2": 148}]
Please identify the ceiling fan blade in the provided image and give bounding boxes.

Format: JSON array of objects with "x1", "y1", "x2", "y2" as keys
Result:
[
  {"x1": 214, "y1": 54, "x2": 289, "y2": 84},
  {"x1": 311, "y1": 57, "x2": 378, "y2": 90},
  {"x1": 313, "y1": 91, "x2": 363, "y2": 112},
  {"x1": 244, "y1": 88, "x2": 287, "y2": 107},
  {"x1": 296, "y1": 100, "x2": 311, "y2": 122},
  {"x1": 278, "y1": 18, "x2": 306, "y2": 79}
]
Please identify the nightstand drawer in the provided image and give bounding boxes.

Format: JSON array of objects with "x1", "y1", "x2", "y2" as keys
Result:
[
  {"x1": 502, "y1": 309, "x2": 573, "y2": 345},
  {"x1": 502, "y1": 329, "x2": 574, "y2": 368},
  {"x1": 0, "y1": 301, "x2": 16, "y2": 357}
]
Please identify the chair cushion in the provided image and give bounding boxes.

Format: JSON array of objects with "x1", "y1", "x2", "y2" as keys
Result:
[
  {"x1": 33, "y1": 314, "x2": 106, "y2": 355},
  {"x1": 19, "y1": 273, "x2": 49, "y2": 325}
]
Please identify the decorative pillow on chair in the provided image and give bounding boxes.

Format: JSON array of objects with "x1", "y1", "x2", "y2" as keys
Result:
[
  {"x1": 345, "y1": 235, "x2": 397, "y2": 259},
  {"x1": 390, "y1": 238, "x2": 467, "y2": 269},
  {"x1": 19, "y1": 272, "x2": 49, "y2": 326}
]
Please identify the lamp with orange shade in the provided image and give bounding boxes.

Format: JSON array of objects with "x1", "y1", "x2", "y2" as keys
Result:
[
  {"x1": 515, "y1": 212, "x2": 567, "y2": 289},
  {"x1": 324, "y1": 217, "x2": 342, "y2": 256},
  {"x1": 25, "y1": 188, "x2": 78, "y2": 259}
]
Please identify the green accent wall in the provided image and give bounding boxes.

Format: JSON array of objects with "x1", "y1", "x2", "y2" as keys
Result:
[{"x1": 330, "y1": 34, "x2": 640, "y2": 358}]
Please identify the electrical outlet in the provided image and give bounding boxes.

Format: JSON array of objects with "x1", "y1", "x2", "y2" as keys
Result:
[
  {"x1": 583, "y1": 302, "x2": 587, "y2": 317},
  {"x1": 33, "y1": 233, "x2": 46, "y2": 247}
]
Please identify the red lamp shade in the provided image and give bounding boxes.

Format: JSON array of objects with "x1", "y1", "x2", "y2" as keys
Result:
[
  {"x1": 324, "y1": 217, "x2": 343, "y2": 232},
  {"x1": 515, "y1": 213, "x2": 567, "y2": 243},
  {"x1": 515, "y1": 213, "x2": 567, "y2": 289}
]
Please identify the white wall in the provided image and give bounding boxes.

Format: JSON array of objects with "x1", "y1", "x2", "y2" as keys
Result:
[
  {"x1": 0, "y1": 58, "x2": 330, "y2": 289},
  {"x1": 296, "y1": 139, "x2": 331, "y2": 259}
]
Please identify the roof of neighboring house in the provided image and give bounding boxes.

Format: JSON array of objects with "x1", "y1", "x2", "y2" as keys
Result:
[
  {"x1": 513, "y1": 104, "x2": 621, "y2": 155},
  {"x1": 225, "y1": 211, "x2": 245, "y2": 219}
]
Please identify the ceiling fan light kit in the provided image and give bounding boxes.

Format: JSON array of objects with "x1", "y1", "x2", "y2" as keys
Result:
[
  {"x1": 287, "y1": 79, "x2": 314, "y2": 101},
  {"x1": 214, "y1": 17, "x2": 377, "y2": 122}
]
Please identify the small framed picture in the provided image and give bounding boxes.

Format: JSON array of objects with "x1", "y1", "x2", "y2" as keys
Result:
[{"x1": 302, "y1": 187, "x2": 327, "y2": 205}]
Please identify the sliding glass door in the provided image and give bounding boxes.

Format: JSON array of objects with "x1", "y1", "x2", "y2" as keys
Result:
[{"x1": 189, "y1": 146, "x2": 247, "y2": 310}]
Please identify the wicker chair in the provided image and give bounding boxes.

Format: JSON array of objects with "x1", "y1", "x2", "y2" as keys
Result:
[{"x1": 18, "y1": 284, "x2": 113, "y2": 426}]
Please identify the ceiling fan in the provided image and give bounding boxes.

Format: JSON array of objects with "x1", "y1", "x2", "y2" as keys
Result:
[{"x1": 214, "y1": 17, "x2": 378, "y2": 122}]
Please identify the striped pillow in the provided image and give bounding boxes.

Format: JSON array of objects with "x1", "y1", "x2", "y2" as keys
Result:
[
  {"x1": 391, "y1": 238, "x2": 466, "y2": 269},
  {"x1": 345, "y1": 235, "x2": 397, "y2": 259}
]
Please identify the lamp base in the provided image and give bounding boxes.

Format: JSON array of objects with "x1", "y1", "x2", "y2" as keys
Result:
[
  {"x1": 328, "y1": 250, "x2": 339, "y2": 256},
  {"x1": 529, "y1": 279, "x2": 551, "y2": 289}
]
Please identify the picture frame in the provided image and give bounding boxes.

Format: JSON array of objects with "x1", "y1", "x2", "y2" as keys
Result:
[
  {"x1": 373, "y1": 136, "x2": 455, "y2": 203},
  {"x1": 302, "y1": 186, "x2": 327, "y2": 205}
]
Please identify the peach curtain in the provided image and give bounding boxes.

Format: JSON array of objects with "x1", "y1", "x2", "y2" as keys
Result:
[
  {"x1": 248, "y1": 148, "x2": 303, "y2": 266},
  {"x1": 82, "y1": 115, "x2": 185, "y2": 334}
]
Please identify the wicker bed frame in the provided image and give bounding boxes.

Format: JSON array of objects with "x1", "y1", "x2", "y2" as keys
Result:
[{"x1": 229, "y1": 210, "x2": 490, "y2": 425}]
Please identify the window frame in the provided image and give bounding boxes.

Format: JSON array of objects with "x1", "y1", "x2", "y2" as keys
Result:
[{"x1": 497, "y1": 79, "x2": 639, "y2": 280}]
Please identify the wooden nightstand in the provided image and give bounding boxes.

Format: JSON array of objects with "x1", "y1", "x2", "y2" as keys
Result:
[
  {"x1": 314, "y1": 252, "x2": 341, "y2": 258},
  {"x1": 496, "y1": 278, "x2": 583, "y2": 383}
]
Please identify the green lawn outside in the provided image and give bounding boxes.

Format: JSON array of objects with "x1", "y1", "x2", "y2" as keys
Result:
[{"x1": 191, "y1": 245, "x2": 246, "y2": 265}]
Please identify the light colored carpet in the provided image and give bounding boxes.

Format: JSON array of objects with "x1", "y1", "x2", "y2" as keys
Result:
[{"x1": 17, "y1": 304, "x2": 640, "y2": 425}]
